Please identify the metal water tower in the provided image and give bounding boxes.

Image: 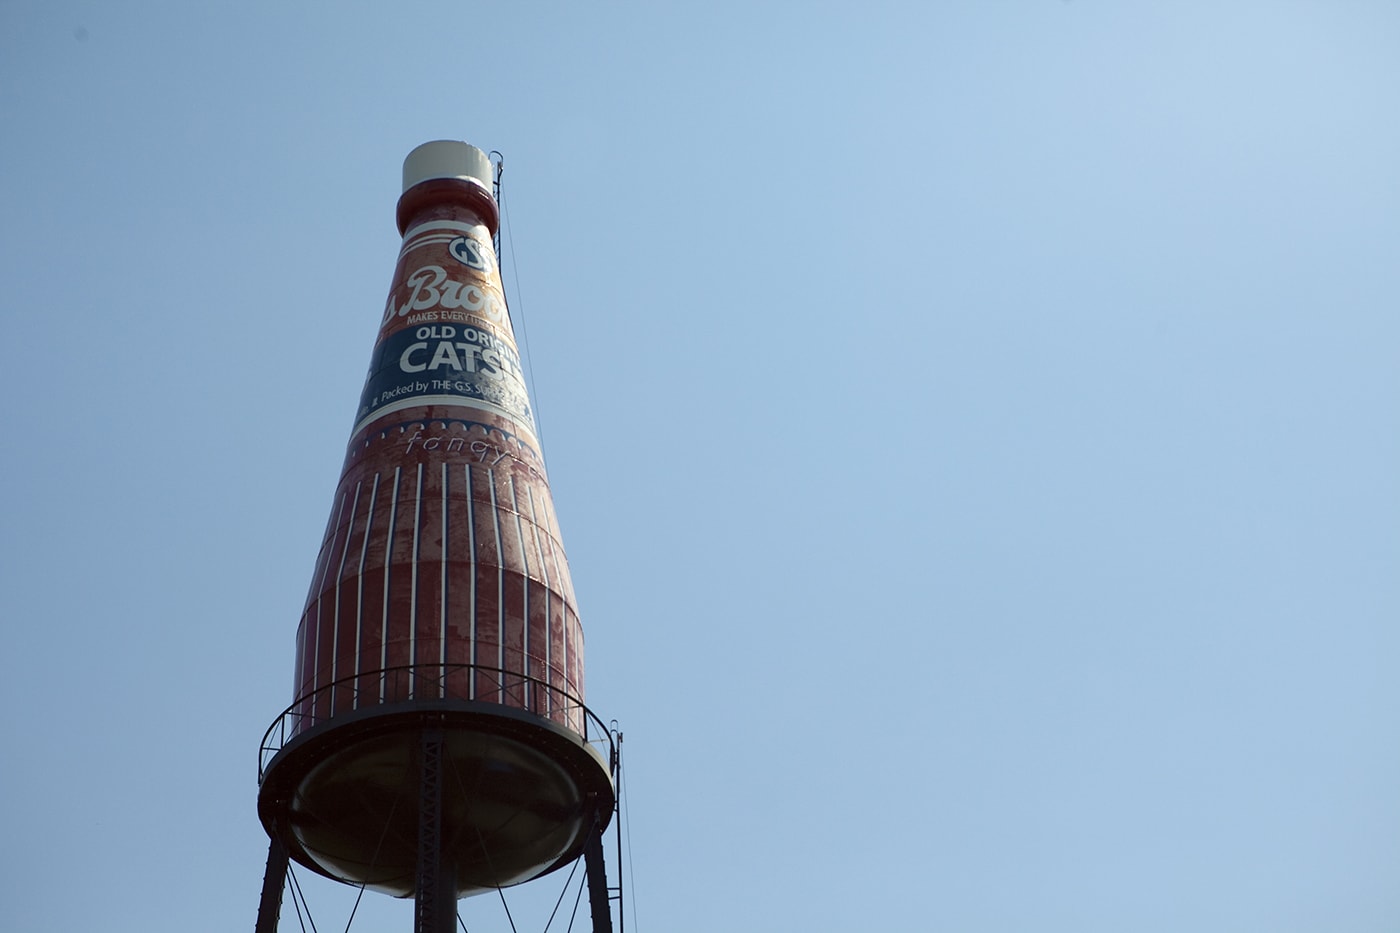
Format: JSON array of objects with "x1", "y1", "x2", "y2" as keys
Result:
[{"x1": 254, "y1": 141, "x2": 617, "y2": 933}]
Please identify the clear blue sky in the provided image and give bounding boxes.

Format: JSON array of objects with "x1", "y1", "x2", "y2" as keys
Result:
[{"x1": 3, "y1": 2, "x2": 1399, "y2": 931}]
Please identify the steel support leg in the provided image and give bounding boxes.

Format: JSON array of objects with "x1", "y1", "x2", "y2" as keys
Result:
[
  {"x1": 583, "y1": 812, "x2": 613, "y2": 933},
  {"x1": 415, "y1": 727, "x2": 456, "y2": 933},
  {"x1": 254, "y1": 836, "x2": 290, "y2": 933}
]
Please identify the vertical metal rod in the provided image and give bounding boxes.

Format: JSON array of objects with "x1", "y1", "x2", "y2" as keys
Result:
[
  {"x1": 614, "y1": 735, "x2": 624, "y2": 933},
  {"x1": 254, "y1": 836, "x2": 290, "y2": 933},
  {"x1": 415, "y1": 726, "x2": 456, "y2": 933}
]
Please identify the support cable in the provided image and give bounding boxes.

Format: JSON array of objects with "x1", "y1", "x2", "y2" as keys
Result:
[
  {"x1": 289, "y1": 886, "x2": 310, "y2": 933},
  {"x1": 286, "y1": 873, "x2": 309, "y2": 933},
  {"x1": 286, "y1": 864, "x2": 319, "y2": 933},
  {"x1": 493, "y1": 876, "x2": 519, "y2": 933},
  {"x1": 564, "y1": 858, "x2": 589, "y2": 933},
  {"x1": 339, "y1": 881, "x2": 370, "y2": 933},
  {"x1": 441, "y1": 747, "x2": 518, "y2": 933},
  {"x1": 496, "y1": 165, "x2": 547, "y2": 451},
  {"x1": 341, "y1": 787, "x2": 403, "y2": 933},
  {"x1": 620, "y1": 738, "x2": 637, "y2": 933},
  {"x1": 542, "y1": 853, "x2": 586, "y2": 932},
  {"x1": 476, "y1": 826, "x2": 519, "y2": 933}
]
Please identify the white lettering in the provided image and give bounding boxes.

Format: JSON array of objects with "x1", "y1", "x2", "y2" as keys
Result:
[
  {"x1": 454, "y1": 343, "x2": 482, "y2": 372},
  {"x1": 429, "y1": 341, "x2": 462, "y2": 371},
  {"x1": 400, "y1": 342, "x2": 429, "y2": 373},
  {"x1": 393, "y1": 265, "x2": 507, "y2": 323}
]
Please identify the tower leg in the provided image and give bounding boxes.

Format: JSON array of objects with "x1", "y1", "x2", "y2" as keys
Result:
[
  {"x1": 254, "y1": 836, "x2": 289, "y2": 933},
  {"x1": 583, "y1": 815, "x2": 613, "y2": 933},
  {"x1": 415, "y1": 727, "x2": 457, "y2": 933}
]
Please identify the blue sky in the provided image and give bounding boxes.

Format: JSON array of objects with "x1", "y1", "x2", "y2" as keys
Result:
[{"x1": 3, "y1": 2, "x2": 1399, "y2": 930}]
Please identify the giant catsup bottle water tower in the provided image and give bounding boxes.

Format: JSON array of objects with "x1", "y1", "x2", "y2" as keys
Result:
[{"x1": 254, "y1": 141, "x2": 615, "y2": 933}]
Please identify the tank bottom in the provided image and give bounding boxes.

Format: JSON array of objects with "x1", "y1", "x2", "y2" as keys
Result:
[{"x1": 257, "y1": 700, "x2": 614, "y2": 898}]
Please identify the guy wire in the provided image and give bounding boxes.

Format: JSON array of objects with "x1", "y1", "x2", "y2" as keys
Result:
[{"x1": 491, "y1": 152, "x2": 547, "y2": 454}]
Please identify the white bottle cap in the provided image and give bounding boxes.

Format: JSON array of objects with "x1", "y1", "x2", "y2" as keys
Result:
[{"x1": 402, "y1": 140, "x2": 493, "y2": 195}]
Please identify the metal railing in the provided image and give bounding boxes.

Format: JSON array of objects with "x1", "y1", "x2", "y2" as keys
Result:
[{"x1": 259, "y1": 663, "x2": 611, "y2": 779}]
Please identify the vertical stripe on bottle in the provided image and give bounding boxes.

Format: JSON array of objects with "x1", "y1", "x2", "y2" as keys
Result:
[
  {"x1": 527, "y1": 484, "x2": 552, "y2": 716},
  {"x1": 380, "y1": 466, "x2": 401, "y2": 703},
  {"x1": 510, "y1": 475, "x2": 530, "y2": 709},
  {"x1": 487, "y1": 466, "x2": 504, "y2": 702},
  {"x1": 312, "y1": 489, "x2": 349, "y2": 713},
  {"x1": 353, "y1": 472, "x2": 380, "y2": 710},
  {"x1": 330, "y1": 481, "x2": 362, "y2": 711},
  {"x1": 440, "y1": 460, "x2": 449, "y2": 697},
  {"x1": 465, "y1": 462, "x2": 477, "y2": 700},
  {"x1": 409, "y1": 462, "x2": 423, "y2": 700}
]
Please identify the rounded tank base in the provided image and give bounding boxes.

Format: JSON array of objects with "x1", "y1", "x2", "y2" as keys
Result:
[{"x1": 257, "y1": 700, "x2": 614, "y2": 898}]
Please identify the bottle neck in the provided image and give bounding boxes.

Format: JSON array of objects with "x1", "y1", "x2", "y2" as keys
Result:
[{"x1": 396, "y1": 178, "x2": 499, "y2": 237}]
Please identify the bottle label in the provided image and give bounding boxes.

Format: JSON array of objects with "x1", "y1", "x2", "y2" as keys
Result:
[{"x1": 353, "y1": 222, "x2": 534, "y2": 437}]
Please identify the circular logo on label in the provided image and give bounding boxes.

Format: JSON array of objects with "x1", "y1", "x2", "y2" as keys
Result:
[{"x1": 449, "y1": 235, "x2": 493, "y2": 273}]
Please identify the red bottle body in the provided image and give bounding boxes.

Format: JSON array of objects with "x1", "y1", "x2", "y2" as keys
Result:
[{"x1": 291, "y1": 177, "x2": 584, "y2": 735}]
